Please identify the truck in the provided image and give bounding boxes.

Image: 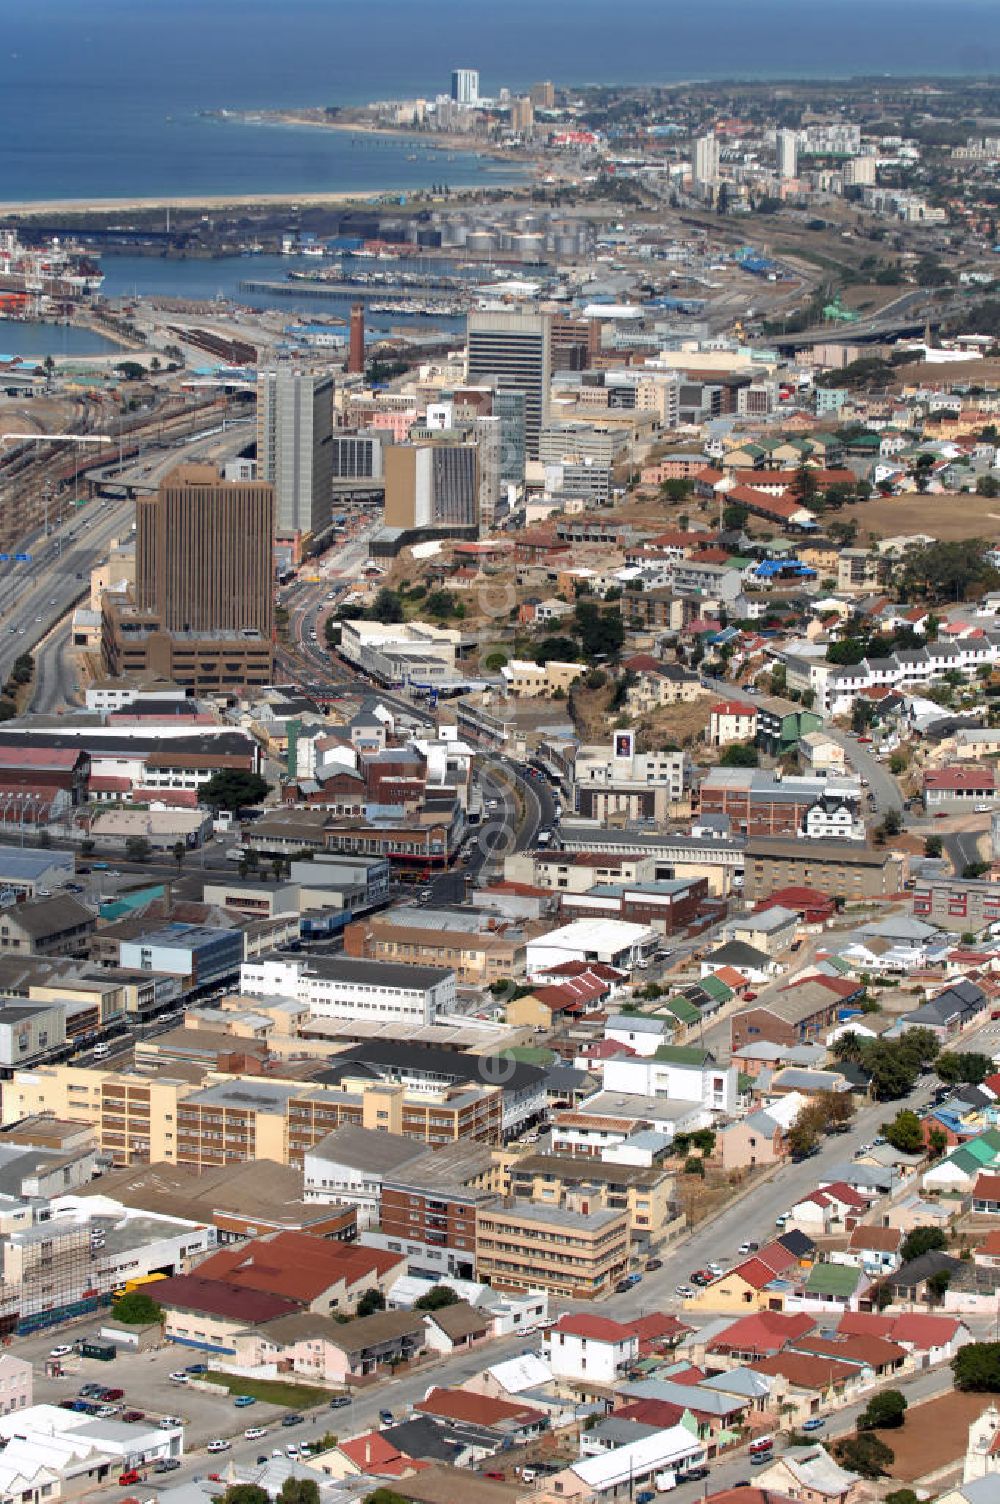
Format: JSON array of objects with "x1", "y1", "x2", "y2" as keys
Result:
[{"x1": 80, "y1": 1339, "x2": 116, "y2": 1362}]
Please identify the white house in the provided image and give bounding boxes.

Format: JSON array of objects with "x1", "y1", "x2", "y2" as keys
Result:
[
  {"x1": 543, "y1": 1313, "x2": 638, "y2": 1385},
  {"x1": 550, "y1": 1426, "x2": 705, "y2": 1499},
  {"x1": 604, "y1": 1014, "x2": 672, "y2": 1057},
  {"x1": 601, "y1": 1047, "x2": 739, "y2": 1116}
]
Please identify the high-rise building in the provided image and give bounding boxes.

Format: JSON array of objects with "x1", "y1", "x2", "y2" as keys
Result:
[
  {"x1": 256, "y1": 367, "x2": 334, "y2": 547},
  {"x1": 510, "y1": 96, "x2": 534, "y2": 135},
  {"x1": 467, "y1": 310, "x2": 550, "y2": 461},
  {"x1": 474, "y1": 415, "x2": 504, "y2": 532},
  {"x1": 492, "y1": 388, "x2": 527, "y2": 484},
  {"x1": 693, "y1": 132, "x2": 720, "y2": 186},
  {"x1": 529, "y1": 81, "x2": 555, "y2": 110},
  {"x1": 450, "y1": 68, "x2": 479, "y2": 105},
  {"x1": 348, "y1": 302, "x2": 366, "y2": 375},
  {"x1": 384, "y1": 441, "x2": 479, "y2": 533},
  {"x1": 102, "y1": 463, "x2": 274, "y2": 690},
  {"x1": 777, "y1": 128, "x2": 798, "y2": 180}
]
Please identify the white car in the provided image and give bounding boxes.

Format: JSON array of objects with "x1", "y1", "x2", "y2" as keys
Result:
[
  {"x1": 48, "y1": 1345, "x2": 72, "y2": 1358},
  {"x1": 245, "y1": 1426, "x2": 266, "y2": 1440},
  {"x1": 160, "y1": 1416, "x2": 183, "y2": 1428},
  {"x1": 168, "y1": 1371, "x2": 190, "y2": 1385},
  {"x1": 207, "y1": 1438, "x2": 231, "y2": 1453},
  {"x1": 286, "y1": 1444, "x2": 300, "y2": 1458},
  {"x1": 976, "y1": 804, "x2": 992, "y2": 813},
  {"x1": 707, "y1": 1261, "x2": 725, "y2": 1276},
  {"x1": 675, "y1": 1284, "x2": 696, "y2": 1299}
]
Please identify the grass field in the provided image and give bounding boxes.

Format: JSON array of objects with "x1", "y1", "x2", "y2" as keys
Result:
[
  {"x1": 851, "y1": 491, "x2": 1000, "y2": 543},
  {"x1": 204, "y1": 1371, "x2": 332, "y2": 1409}
]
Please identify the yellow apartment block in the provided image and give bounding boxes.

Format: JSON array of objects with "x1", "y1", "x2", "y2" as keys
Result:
[{"x1": 475, "y1": 1199, "x2": 629, "y2": 1300}]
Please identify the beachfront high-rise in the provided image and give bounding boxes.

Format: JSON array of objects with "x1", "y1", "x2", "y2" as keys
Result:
[
  {"x1": 777, "y1": 128, "x2": 798, "y2": 180},
  {"x1": 466, "y1": 310, "x2": 550, "y2": 461},
  {"x1": 450, "y1": 68, "x2": 480, "y2": 105},
  {"x1": 256, "y1": 366, "x2": 334, "y2": 554},
  {"x1": 693, "y1": 132, "x2": 720, "y2": 186}
]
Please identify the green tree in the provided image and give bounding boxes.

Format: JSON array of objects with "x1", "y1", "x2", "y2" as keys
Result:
[
  {"x1": 115, "y1": 360, "x2": 147, "y2": 381},
  {"x1": 200, "y1": 770, "x2": 271, "y2": 811},
  {"x1": 124, "y1": 835, "x2": 152, "y2": 863},
  {"x1": 723, "y1": 501, "x2": 749, "y2": 531},
  {"x1": 356, "y1": 1288, "x2": 386, "y2": 1318},
  {"x1": 924, "y1": 834, "x2": 943, "y2": 859},
  {"x1": 370, "y1": 588, "x2": 404, "y2": 624},
  {"x1": 483, "y1": 652, "x2": 508, "y2": 671},
  {"x1": 659, "y1": 478, "x2": 691, "y2": 504},
  {"x1": 954, "y1": 1342, "x2": 1000, "y2": 1391},
  {"x1": 900, "y1": 1226, "x2": 946, "y2": 1263},
  {"x1": 414, "y1": 1285, "x2": 460, "y2": 1311},
  {"x1": 927, "y1": 1126, "x2": 949, "y2": 1159},
  {"x1": 278, "y1": 1482, "x2": 321, "y2": 1504},
  {"x1": 884, "y1": 1108, "x2": 925, "y2": 1155},
  {"x1": 791, "y1": 462, "x2": 819, "y2": 506},
  {"x1": 80, "y1": 838, "x2": 95, "y2": 858},
  {"x1": 425, "y1": 589, "x2": 458, "y2": 619},
  {"x1": 719, "y1": 742, "x2": 759, "y2": 767},
  {"x1": 574, "y1": 600, "x2": 624, "y2": 660},
  {"x1": 977, "y1": 475, "x2": 1000, "y2": 498},
  {"x1": 928, "y1": 1268, "x2": 952, "y2": 1304},
  {"x1": 172, "y1": 840, "x2": 186, "y2": 872},
  {"x1": 859, "y1": 1390, "x2": 907, "y2": 1430},
  {"x1": 936, "y1": 1051, "x2": 994, "y2": 1086},
  {"x1": 223, "y1": 1488, "x2": 270, "y2": 1504},
  {"x1": 111, "y1": 1289, "x2": 164, "y2": 1326},
  {"x1": 885, "y1": 1491, "x2": 919, "y2": 1504},
  {"x1": 833, "y1": 1433, "x2": 895, "y2": 1478},
  {"x1": 364, "y1": 1491, "x2": 412, "y2": 1504},
  {"x1": 533, "y1": 635, "x2": 579, "y2": 664},
  {"x1": 889, "y1": 752, "x2": 907, "y2": 775}
]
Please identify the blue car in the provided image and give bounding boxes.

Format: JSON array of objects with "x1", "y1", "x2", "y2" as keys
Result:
[
  {"x1": 234, "y1": 1395, "x2": 257, "y2": 1408},
  {"x1": 802, "y1": 1417, "x2": 825, "y2": 1432}
]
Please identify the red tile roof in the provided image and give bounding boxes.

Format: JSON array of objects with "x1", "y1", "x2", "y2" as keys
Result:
[
  {"x1": 708, "y1": 1311, "x2": 815, "y2": 1356},
  {"x1": 152, "y1": 1273, "x2": 298, "y2": 1325},
  {"x1": 888, "y1": 1313, "x2": 962, "y2": 1346},
  {"x1": 925, "y1": 767, "x2": 997, "y2": 792},
  {"x1": 753, "y1": 1351, "x2": 856, "y2": 1390},
  {"x1": 848, "y1": 1225, "x2": 901, "y2": 1253},
  {"x1": 834, "y1": 1312, "x2": 895, "y2": 1340},
  {"x1": 416, "y1": 1387, "x2": 544, "y2": 1427},
  {"x1": 550, "y1": 1314, "x2": 634, "y2": 1343},
  {"x1": 974, "y1": 1173, "x2": 1000, "y2": 1202},
  {"x1": 193, "y1": 1230, "x2": 402, "y2": 1302},
  {"x1": 614, "y1": 1399, "x2": 686, "y2": 1428}
]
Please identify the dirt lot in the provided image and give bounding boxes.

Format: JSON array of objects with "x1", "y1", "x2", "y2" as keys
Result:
[
  {"x1": 873, "y1": 1390, "x2": 989, "y2": 1481},
  {"x1": 850, "y1": 491, "x2": 1000, "y2": 543}
]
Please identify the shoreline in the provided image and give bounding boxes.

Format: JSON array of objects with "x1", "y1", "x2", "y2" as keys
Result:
[{"x1": 0, "y1": 183, "x2": 524, "y2": 217}]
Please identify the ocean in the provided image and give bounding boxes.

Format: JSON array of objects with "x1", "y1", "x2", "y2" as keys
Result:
[{"x1": 1, "y1": 0, "x2": 999, "y2": 204}]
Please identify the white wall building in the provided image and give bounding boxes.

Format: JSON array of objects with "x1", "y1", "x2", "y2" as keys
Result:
[
  {"x1": 239, "y1": 955, "x2": 456, "y2": 1025},
  {"x1": 601, "y1": 1051, "x2": 739, "y2": 1116},
  {"x1": 525, "y1": 919, "x2": 657, "y2": 975},
  {"x1": 543, "y1": 1313, "x2": 638, "y2": 1385}
]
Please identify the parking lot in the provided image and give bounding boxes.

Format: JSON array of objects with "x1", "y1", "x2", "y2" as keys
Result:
[{"x1": 24, "y1": 1328, "x2": 289, "y2": 1449}]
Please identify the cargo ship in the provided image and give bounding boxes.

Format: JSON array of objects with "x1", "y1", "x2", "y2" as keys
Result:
[{"x1": 0, "y1": 230, "x2": 104, "y2": 311}]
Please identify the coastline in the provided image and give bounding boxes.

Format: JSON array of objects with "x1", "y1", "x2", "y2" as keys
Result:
[
  {"x1": 228, "y1": 108, "x2": 526, "y2": 164},
  {"x1": 0, "y1": 184, "x2": 520, "y2": 217}
]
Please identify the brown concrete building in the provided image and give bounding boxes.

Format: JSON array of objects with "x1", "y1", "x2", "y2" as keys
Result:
[
  {"x1": 377, "y1": 1142, "x2": 499, "y2": 1282},
  {"x1": 103, "y1": 464, "x2": 275, "y2": 692},
  {"x1": 744, "y1": 838, "x2": 905, "y2": 903},
  {"x1": 475, "y1": 1199, "x2": 629, "y2": 1299},
  {"x1": 343, "y1": 911, "x2": 525, "y2": 987},
  {"x1": 730, "y1": 977, "x2": 864, "y2": 1053}
]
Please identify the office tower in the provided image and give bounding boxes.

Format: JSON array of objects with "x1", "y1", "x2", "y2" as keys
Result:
[
  {"x1": 450, "y1": 68, "x2": 479, "y2": 105},
  {"x1": 256, "y1": 367, "x2": 334, "y2": 544},
  {"x1": 843, "y1": 153, "x2": 877, "y2": 187},
  {"x1": 510, "y1": 96, "x2": 534, "y2": 135},
  {"x1": 135, "y1": 465, "x2": 273, "y2": 636},
  {"x1": 693, "y1": 132, "x2": 720, "y2": 185},
  {"x1": 492, "y1": 388, "x2": 526, "y2": 484},
  {"x1": 384, "y1": 442, "x2": 479, "y2": 533},
  {"x1": 348, "y1": 302, "x2": 366, "y2": 374},
  {"x1": 467, "y1": 309, "x2": 550, "y2": 461},
  {"x1": 474, "y1": 415, "x2": 503, "y2": 532},
  {"x1": 104, "y1": 463, "x2": 274, "y2": 690},
  {"x1": 778, "y1": 128, "x2": 798, "y2": 180},
  {"x1": 529, "y1": 81, "x2": 555, "y2": 109}
]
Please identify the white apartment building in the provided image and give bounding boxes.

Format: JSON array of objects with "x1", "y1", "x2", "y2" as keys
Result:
[
  {"x1": 239, "y1": 955, "x2": 456, "y2": 1025},
  {"x1": 601, "y1": 1049, "x2": 739, "y2": 1116},
  {"x1": 543, "y1": 1313, "x2": 638, "y2": 1385}
]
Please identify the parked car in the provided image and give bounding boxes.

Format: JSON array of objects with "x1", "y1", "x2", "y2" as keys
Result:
[
  {"x1": 185, "y1": 1364, "x2": 207, "y2": 1375},
  {"x1": 49, "y1": 1345, "x2": 73, "y2": 1359},
  {"x1": 207, "y1": 1439, "x2": 231, "y2": 1453},
  {"x1": 330, "y1": 1395, "x2": 352, "y2": 1409},
  {"x1": 379, "y1": 1409, "x2": 394, "y2": 1425},
  {"x1": 751, "y1": 1453, "x2": 771, "y2": 1466},
  {"x1": 802, "y1": 1417, "x2": 826, "y2": 1432},
  {"x1": 682, "y1": 1468, "x2": 710, "y2": 1482},
  {"x1": 154, "y1": 1459, "x2": 181, "y2": 1474},
  {"x1": 118, "y1": 1470, "x2": 141, "y2": 1486},
  {"x1": 645, "y1": 1257, "x2": 663, "y2": 1272},
  {"x1": 100, "y1": 1388, "x2": 123, "y2": 1401},
  {"x1": 749, "y1": 1437, "x2": 774, "y2": 1456},
  {"x1": 283, "y1": 1414, "x2": 304, "y2": 1428},
  {"x1": 675, "y1": 1284, "x2": 696, "y2": 1299},
  {"x1": 234, "y1": 1395, "x2": 256, "y2": 1408},
  {"x1": 159, "y1": 1416, "x2": 183, "y2": 1429},
  {"x1": 122, "y1": 1410, "x2": 145, "y2": 1424},
  {"x1": 245, "y1": 1426, "x2": 267, "y2": 1440},
  {"x1": 168, "y1": 1372, "x2": 190, "y2": 1385},
  {"x1": 737, "y1": 1241, "x2": 759, "y2": 1256}
]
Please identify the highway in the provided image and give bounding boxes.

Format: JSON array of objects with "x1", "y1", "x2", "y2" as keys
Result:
[{"x1": 14, "y1": 424, "x2": 255, "y2": 712}]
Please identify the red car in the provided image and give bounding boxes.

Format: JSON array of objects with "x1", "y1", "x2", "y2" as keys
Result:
[
  {"x1": 102, "y1": 1388, "x2": 124, "y2": 1402},
  {"x1": 118, "y1": 1470, "x2": 140, "y2": 1487}
]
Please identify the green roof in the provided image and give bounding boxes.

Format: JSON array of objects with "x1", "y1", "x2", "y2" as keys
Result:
[
  {"x1": 663, "y1": 997, "x2": 701, "y2": 1026},
  {"x1": 700, "y1": 974, "x2": 734, "y2": 1004},
  {"x1": 824, "y1": 955, "x2": 854, "y2": 975},
  {"x1": 653, "y1": 1044, "x2": 712, "y2": 1066},
  {"x1": 99, "y1": 885, "x2": 165, "y2": 920},
  {"x1": 964, "y1": 1133, "x2": 1000, "y2": 1164},
  {"x1": 805, "y1": 1263, "x2": 861, "y2": 1297},
  {"x1": 949, "y1": 1145, "x2": 983, "y2": 1173}
]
